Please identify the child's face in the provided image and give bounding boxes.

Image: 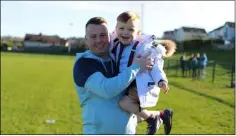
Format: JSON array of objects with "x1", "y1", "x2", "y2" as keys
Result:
[{"x1": 115, "y1": 20, "x2": 140, "y2": 45}]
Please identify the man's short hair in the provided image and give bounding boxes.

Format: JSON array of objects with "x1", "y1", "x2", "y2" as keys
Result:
[
  {"x1": 117, "y1": 11, "x2": 140, "y2": 23},
  {"x1": 85, "y1": 17, "x2": 107, "y2": 30}
]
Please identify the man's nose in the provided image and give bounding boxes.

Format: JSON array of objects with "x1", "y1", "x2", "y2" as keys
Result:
[{"x1": 95, "y1": 37, "x2": 101, "y2": 43}]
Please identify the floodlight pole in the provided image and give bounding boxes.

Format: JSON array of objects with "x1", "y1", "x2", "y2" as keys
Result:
[{"x1": 141, "y1": 3, "x2": 144, "y2": 34}]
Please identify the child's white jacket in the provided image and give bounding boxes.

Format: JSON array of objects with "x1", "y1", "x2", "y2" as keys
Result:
[{"x1": 109, "y1": 32, "x2": 168, "y2": 108}]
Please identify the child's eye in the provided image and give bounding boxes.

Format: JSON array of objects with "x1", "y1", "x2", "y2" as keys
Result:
[
  {"x1": 119, "y1": 28, "x2": 124, "y2": 30},
  {"x1": 101, "y1": 34, "x2": 107, "y2": 37},
  {"x1": 129, "y1": 29, "x2": 134, "y2": 32}
]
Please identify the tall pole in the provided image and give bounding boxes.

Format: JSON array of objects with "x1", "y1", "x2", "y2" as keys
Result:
[
  {"x1": 141, "y1": 3, "x2": 144, "y2": 34},
  {"x1": 68, "y1": 22, "x2": 73, "y2": 53}
]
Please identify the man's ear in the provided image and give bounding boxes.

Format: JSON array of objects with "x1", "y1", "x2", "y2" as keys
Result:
[{"x1": 85, "y1": 35, "x2": 88, "y2": 45}]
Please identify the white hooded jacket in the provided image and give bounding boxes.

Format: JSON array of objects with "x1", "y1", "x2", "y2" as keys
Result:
[{"x1": 109, "y1": 32, "x2": 168, "y2": 108}]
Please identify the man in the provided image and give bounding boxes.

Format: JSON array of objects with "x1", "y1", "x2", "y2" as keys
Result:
[{"x1": 73, "y1": 17, "x2": 154, "y2": 134}]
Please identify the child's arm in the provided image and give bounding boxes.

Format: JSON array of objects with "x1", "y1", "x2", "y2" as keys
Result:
[
  {"x1": 137, "y1": 39, "x2": 169, "y2": 94},
  {"x1": 141, "y1": 41, "x2": 169, "y2": 94},
  {"x1": 150, "y1": 56, "x2": 169, "y2": 94}
]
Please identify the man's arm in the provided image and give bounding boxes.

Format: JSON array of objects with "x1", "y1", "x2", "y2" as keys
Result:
[
  {"x1": 73, "y1": 58, "x2": 140, "y2": 99},
  {"x1": 85, "y1": 64, "x2": 140, "y2": 99}
]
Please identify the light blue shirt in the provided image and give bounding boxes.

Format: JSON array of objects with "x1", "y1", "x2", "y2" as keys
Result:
[{"x1": 73, "y1": 50, "x2": 139, "y2": 134}]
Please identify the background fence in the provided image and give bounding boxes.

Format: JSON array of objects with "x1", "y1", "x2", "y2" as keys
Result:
[
  {"x1": 164, "y1": 59, "x2": 235, "y2": 88},
  {"x1": 1, "y1": 46, "x2": 235, "y2": 88},
  {"x1": 2, "y1": 46, "x2": 86, "y2": 56}
]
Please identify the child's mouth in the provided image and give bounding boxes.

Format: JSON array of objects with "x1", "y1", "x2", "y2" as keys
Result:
[{"x1": 121, "y1": 36, "x2": 129, "y2": 40}]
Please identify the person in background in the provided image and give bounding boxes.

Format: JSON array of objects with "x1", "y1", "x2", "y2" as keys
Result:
[
  {"x1": 187, "y1": 53, "x2": 194, "y2": 77},
  {"x1": 180, "y1": 53, "x2": 187, "y2": 77},
  {"x1": 191, "y1": 53, "x2": 198, "y2": 79},
  {"x1": 196, "y1": 53, "x2": 201, "y2": 79},
  {"x1": 199, "y1": 52, "x2": 208, "y2": 78}
]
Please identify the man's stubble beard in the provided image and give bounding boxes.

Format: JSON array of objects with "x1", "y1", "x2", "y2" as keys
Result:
[{"x1": 95, "y1": 48, "x2": 110, "y2": 60}]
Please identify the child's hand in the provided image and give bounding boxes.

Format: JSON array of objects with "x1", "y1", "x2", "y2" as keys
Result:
[{"x1": 158, "y1": 81, "x2": 169, "y2": 94}]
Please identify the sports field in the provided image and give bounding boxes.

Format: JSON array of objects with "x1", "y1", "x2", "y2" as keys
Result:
[{"x1": 1, "y1": 52, "x2": 235, "y2": 134}]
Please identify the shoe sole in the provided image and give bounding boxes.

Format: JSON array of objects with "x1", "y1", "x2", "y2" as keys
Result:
[
  {"x1": 147, "y1": 116, "x2": 159, "y2": 135},
  {"x1": 164, "y1": 109, "x2": 173, "y2": 135}
]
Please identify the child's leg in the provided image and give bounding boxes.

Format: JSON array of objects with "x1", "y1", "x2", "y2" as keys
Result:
[
  {"x1": 119, "y1": 89, "x2": 159, "y2": 135},
  {"x1": 120, "y1": 89, "x2": 173, "y2": 135},
  {"x1": 137, "y1": 110, "x2": 162, "y2": 124},
  {"x1": 137, "y1": 115, "x2": 145, "y2": 123},
  {"x1": 120, "y1": 89, "x2": 153, "y2": 120},
  {"x1": 137, "y1": 108, "x2": 175, "y2": 135},
  {"x1": 137, "y1": 110, "x2": 163, "y2": 122},
  {"x1": 119, "y1": 95, "x2": 140, "y2": 113}
]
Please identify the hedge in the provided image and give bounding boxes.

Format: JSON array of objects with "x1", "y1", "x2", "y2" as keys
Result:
[{"x1": 176, "y1": 39, "x2": 225, "y2": 50}]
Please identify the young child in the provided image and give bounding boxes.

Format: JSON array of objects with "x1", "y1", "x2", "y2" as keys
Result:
[{"x1": 109, "y1": 11, "x2": 176, "y2": 135}]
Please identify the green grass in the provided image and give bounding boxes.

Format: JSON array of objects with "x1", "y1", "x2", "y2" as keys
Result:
[
  {"x1": 1, "y1": 52, "x2": 235, "y2": 134},
  {"x1": 1, "y1": 53, "x2": 82, "y2": 134}
]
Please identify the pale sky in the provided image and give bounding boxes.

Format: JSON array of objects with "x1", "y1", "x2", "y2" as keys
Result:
[{"x1": 1, "y1": 1, "x2": 235, "y2": 38}]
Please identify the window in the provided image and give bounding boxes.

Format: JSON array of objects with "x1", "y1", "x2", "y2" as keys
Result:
[{"x1": 224, "y1": 27, "x2": 228, "y2": 39}]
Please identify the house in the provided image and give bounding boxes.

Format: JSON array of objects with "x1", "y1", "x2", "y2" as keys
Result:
[
  {"x1": 175, "y1": 27, "x2": 207, "y2": 41},
  {"x1": 65, "y1": 37, "x2": 78, "y2": 47},
  {"x1": 65, "y1": 37, "x2": 78, "y2": 53},
  {"x1": 208, "y1": 22, "x2": 235, "y2": 41},
  {"x1": 23, "y1": 33, "x2": 67, "y2": 47},
  {"x1": 65, "y1": 37, "x2": 87, "y2": 52},
  {"x1": 162, "y1": 27, "x2": 207, "y2": 41},
  {"x1": 1, "y1": 36, "x2": 23, "y2": 45},
  {"x1": 162, "y1": 31, "x2": 175, "y2": 40}
]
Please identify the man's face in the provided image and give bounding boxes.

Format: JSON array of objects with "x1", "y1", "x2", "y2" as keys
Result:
[
  {"x1": 85, "y1": 23, "x2": 110, "y2": 57},
  {"x1": 115, "y1": 20, "x2": 140, "y2": 45}
]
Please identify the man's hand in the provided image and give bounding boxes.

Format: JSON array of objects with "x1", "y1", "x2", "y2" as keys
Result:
[
  {"x1": 158, "y1": 81, "x2": 169, "y2": 94},
  {"x1": 133, "y1": 51, "x2": 154, "y2": 71}
]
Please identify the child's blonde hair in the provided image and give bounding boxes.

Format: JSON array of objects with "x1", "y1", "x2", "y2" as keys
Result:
[
  {"x1": 116, "y1": 11, "x2": 141, "y2": 29},
  {"x1": 154, "y1": 40, "x2": 176, "y2": 58},
  {"x1": 117, "y1": 11, "x2": 176, "y2": 57}
]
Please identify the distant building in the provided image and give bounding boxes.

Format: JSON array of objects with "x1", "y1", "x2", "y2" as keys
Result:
[
  {"x1": 162, "y1": 31, "x2": 175, "y2": 40},
  {"x1": 174, "y1": 27, "x2": 207, "y2": 41},
  {"x1": 208, "y1": 22, "x2": 235, "y2": 41},
  {"x1": 65, "y1": 37, "x2": 86, "y2": 48},
  {"x1": 65, "y1": 37, "x2": 77, "y2": 47},
  {"x1": 23, "y1": 33, "x2": 67, "y2": 47},
  {"x1": 163, "y1": 27, "x2": 207, "y2": 41}
]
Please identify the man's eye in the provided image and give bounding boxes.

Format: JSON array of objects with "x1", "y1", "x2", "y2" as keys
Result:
[
  {"x1": 129, "y1": 29, "x2": 134, "y2": 31},
  {"x1": 119, "y1": 28, "x2": 124, "y2": 30}
]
